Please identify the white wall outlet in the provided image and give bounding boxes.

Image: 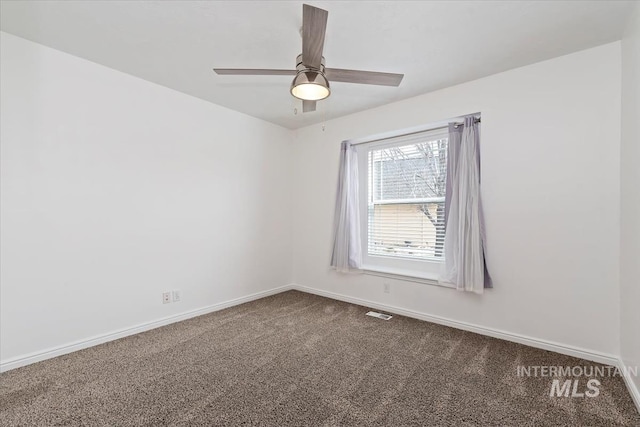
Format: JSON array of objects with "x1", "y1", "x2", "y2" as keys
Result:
[
  {"x1": 162, "y1": 292, "x2": 171, "y2": 304},
  {"x1": 383, "y1": 282, "x2": 391, "y2": 294},
  {"x1": 172, "y1": 289, "x2": 182, "y2": 302}
]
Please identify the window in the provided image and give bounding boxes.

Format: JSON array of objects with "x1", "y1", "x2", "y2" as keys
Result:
[{"x1": 356, "y1": 127, "x2": 449, "y2": 279}]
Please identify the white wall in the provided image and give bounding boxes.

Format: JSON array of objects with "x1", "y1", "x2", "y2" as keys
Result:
[
  {"x1": 0, "y1": 30, "x2": 628, "y2": 371},
  {"x1": 621, "y1": 3, "x2": 640, "y2": 393},
  {"x1": 0, "y1": 32, "x2": 293, "y2": 363},
  {"x1": 292, "y1": 43, "x2": 622, "y2": 357}
]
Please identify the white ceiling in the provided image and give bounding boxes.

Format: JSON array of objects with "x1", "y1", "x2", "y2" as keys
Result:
[{"x1": 0, "y1": 1, "x2": 633, "y2": 129}]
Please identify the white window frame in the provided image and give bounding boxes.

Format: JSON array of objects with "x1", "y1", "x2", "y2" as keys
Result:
[{"x1": 355, "y1": 127, "x2": 450, "y2": 283}]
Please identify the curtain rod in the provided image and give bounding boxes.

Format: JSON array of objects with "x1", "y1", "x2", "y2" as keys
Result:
[
  {"x1": 440, "y1": 117, "x2": 482, "y2": 130},
  {"x1": 453, "y1": 117, "x2": 481, "y2": 128},
  {"x1": 349, "y1": 117, "x2": 481, "y2": 146}
]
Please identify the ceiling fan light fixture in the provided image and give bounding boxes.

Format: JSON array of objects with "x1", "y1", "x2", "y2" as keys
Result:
[{"x1": 290, "y1": 70, "x2": 330, "y2": 101}]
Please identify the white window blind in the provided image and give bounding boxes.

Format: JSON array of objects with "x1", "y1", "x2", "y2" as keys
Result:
[{"x1": 367, "y1": 130, "x2": 448, "y2": 261}]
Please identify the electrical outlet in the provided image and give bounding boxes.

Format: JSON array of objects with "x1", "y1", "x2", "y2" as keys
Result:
[
  {"x1": 383, "y1": 282, "x2": 391, "y2": 294},
  {"x1": 162, "y1": 292, "x2": 171, "y2": 304},
  {"x1": 172, "y1": 289, "x2": 182, "y2": 303}
]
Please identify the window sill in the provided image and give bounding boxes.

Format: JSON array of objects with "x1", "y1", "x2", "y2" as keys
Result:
[{"x1": 360, "y1": 265, "x2": 454, "y2": 288}]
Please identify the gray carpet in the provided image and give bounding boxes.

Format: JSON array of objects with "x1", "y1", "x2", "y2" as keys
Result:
[{"x1": 0, "y1": 290, "x2": 638, "y2": 426}]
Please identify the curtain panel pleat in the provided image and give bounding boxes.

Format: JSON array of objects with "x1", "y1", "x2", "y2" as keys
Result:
[
  {"x1": 441, "y1": 116, "x2": 492, "y2": 293},
  {"x1": 330, "y1": 141, "x2": 362, "y2": 272}
]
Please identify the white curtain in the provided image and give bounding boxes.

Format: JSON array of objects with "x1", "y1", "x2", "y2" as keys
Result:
[
  {"x1": 441, "y1": 117, "x2": 491, "y2": 293},
  {"x1": 330, "y1": 141, "x2": 362, "y2": 272}
]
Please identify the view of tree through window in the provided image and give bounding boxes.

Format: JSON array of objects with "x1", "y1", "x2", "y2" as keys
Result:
[{"x1": 367, "y1": 136, "x2": 448, "y2": 260}]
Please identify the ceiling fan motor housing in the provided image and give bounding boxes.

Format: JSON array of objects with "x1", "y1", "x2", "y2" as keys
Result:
[{"x1": 295, "y1": 54, "x2": 325, "y2": 73}]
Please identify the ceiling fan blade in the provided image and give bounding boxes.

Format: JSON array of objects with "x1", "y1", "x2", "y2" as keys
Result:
[
  {"x1": 302, "y1": 100, "x2": 316, "y2": 113},
  {"x1": 325, "y1": 68, "x2": 404, "y2": 86},
  {"x1": 302, "y1": 4, "x2": 328, "y2": 69},
  {"x1": 213, "y1": 69, "x2": 296, "y2": 76}
]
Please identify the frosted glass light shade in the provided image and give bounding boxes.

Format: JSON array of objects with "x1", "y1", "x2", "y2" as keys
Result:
[{"x1": 291, "y1": 71, "x2": 330, "y2": 101}]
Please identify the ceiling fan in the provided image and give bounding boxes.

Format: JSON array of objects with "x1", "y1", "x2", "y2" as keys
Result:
[{"x1": 213, "y1": 4, "x2": 404, "y2": 113}]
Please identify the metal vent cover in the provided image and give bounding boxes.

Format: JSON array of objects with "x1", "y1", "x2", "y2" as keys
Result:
[{"x1": 366, "y1": 311, "x2": 393, "y2": 320}]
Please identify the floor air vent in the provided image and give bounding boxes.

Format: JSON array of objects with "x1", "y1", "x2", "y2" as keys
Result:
[{"x1": 366, "y1": 311, "x2": 393, "y2": 320}]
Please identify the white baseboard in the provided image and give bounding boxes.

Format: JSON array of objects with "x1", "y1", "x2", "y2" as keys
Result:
[
  {"x1": 290, "y1": 284, "x2": 619, "y2": 366},
  {"x1": 618, "y1": 358, "x2": 640, "y2": 413},
  {"x1": 0, "y1": 284, "x2": 293, "y2": 373}
]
